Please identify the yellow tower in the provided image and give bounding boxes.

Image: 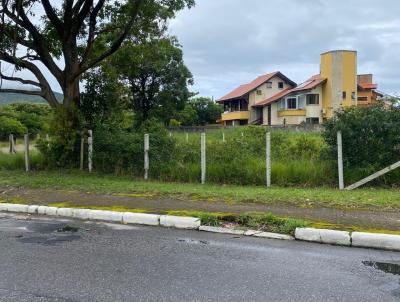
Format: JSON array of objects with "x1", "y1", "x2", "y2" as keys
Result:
[{"x1": 320, "y1": 50, "x2": 357, "y2": 119}]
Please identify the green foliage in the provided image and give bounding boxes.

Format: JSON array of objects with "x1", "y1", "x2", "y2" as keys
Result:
[
  {"x1": 108, "y1": 36, "x2": 193, "y2": 125},
  {"x1": 0, "y1": 116, "x2": 27, "y2": 139},
  {"x1": 235, "y1": 212, "x2": 308, "y2": 235},
  {"x1": 0, "y1": 152, "x2": 46, "y2": 171},
  {"x1": 0, "y1": 103, "x2": 51, "y2": 138},
  {"x1": 36, "y1": 107, "x2": 81, "y2": 168},
  {"x1": 169, "y1": 119, "x2": 181, "y2": 127},
  {"x1": 92, "y1": 119, "x2": 175, "y2": 175},
  {"x1": 184, "y1": 97, "x2": 223, "y2": 125},
  {"x1": 80, "y1": 67, "x2": 128, "y2": 129},
  {"x1": 323, "y1": 104, "x2": 400, "y2": 182},
  {"x1": 158, "y1": 127, "x2": 332, "y2": 186}
]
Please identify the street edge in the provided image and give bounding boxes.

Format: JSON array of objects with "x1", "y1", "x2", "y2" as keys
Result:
[{"x1": 1, "y1": 203, "x2": 399, "y2": 251}]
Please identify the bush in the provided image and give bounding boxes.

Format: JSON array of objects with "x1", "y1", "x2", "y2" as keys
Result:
[
  {"x1": 93, "y1": 119, "x2": 175, "y2": 175},
  {"x1": 0, "y1": 116, "x2": 27, "y2": 139},
  {"x1": 0, "y1": 103, "x2": 51, "y2": 138},
  {"x1": 323, "y1": 104, "x2": 400, "y2": 183}
]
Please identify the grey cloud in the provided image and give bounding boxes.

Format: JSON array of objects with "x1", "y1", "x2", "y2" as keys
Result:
[{"x1": 170, "y1": 0, "x2": 400, "y2": 98}]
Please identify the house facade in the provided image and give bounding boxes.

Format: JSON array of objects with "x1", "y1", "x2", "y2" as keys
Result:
[{"x1": 218, "y1": 50, "x2": 382, "y2": 126}]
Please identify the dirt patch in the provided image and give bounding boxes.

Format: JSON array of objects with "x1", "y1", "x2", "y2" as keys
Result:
[{"x1": 0, "y1": 186, "x2": 399, "y2": 231}]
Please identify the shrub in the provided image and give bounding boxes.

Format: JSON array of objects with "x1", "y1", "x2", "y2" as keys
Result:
[
  {"x1": 0, "y1": 116, "x2": 27, "y2": 139},
  {"x1": 323, "y1": 104, "x2": 400, "y2": 183},
  {"x1": 93, "y1": 120, "x2": 175, "y2": 176}
]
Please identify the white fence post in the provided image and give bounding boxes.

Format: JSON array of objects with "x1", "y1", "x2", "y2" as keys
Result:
[
  {"x1": 186, "y1": 132, "x2": 189, "y2": 143},
  {"x1": 144, "y1": 134, "x2": 149, "y2": 180},
  {"x1": 80, "y1": 132, "x2": 84, "y2": 171},
  {"x1": 24, "y1": 134, "x2": 29, "y2": 172},
  {"x1": 88, "y1": 130, "x2": 93, "y2": 173},
  {"x1": 9, "y1": 134, "x2": 15, "y2": 154},
  {"x1": 266, "y1": 132, "x2": 271, "y2": 187},
  {"x1": 337, "y1": 131, "x2": 344, "y2": 190},
  {"x1": 222, "y1": 132, "x2": 225, "y2": 143},
  {"x1": 201, "y1": 133, "x2": 206, "y2": 184}
]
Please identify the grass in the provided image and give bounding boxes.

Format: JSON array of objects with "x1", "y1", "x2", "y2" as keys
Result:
[
  {"x1": 0, "y1": 170, "x2": 399, "y2": 210},
  {"x1": 0, "y1": 151, "x2": 45, "y2": 170}
]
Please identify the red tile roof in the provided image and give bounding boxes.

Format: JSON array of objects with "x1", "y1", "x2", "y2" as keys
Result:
[
  {"x1": 218, "y1": 71, "x2": 296, "y2": 102},
  {"x1": 358, "y1": 83, "x2": 378, "y2": 90},
  {"x1": 253, "y1": 88, "x2": 293, "y2": 107},
  {"x1": 291, "y1": 74, "x2": 326, "y2": 92},
  {"x1": 254, "y1": 74, "x2": 326, "y2": 107}
]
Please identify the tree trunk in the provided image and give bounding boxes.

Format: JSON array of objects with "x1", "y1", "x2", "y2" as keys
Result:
[{"x1": 62, "y1": 77, "x2": 81, "y2": 128}]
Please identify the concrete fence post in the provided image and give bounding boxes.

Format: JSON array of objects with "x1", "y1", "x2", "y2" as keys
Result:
[
  {"x1": 201, "y1": 133, "x2": 206, "y2": 184},
  {"x1": 80, "y1": 132, "x2": 84, "y2": 171},
  {"x1": 222, "y1": 132, "x2": 225, "y2": 143},
  {"x1": 186, "y1": 132, "x2": 189, "y2": 143},
  {"x1": 88, "y1": 130, "x2": 93, "y2": 173},
  {"x1": 266, "y1": 132, "x2": 271, "y2": 187},
  {"x1": 9, "y1": 134, "x2": 15, "y2": 154},
  {"x1": 24, "y1": 134, "x2": 29, "y2": 172},
  {"x1": 337, "y1": 131, "x2": 344, "y2": 190},
  {"x1": 144, "y1": 134, "x2": 149, "y2": 180}
]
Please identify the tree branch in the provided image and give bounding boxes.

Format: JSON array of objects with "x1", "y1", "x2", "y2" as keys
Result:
[
  {"x1": 0, "y1": 51, "x2": 59, "y2": 107},
  {"x1": 80, "y1": 0, "x2": 143, "y2": 74},
  {"x1": 2, "y1": 0, "x2": 63, "y2": 83},
  {"x1": 41, "y1": 0, "x2": 64, "y2": 38},
  {"x1": 0, "y1": 71, "x2": 42, "y2": 87},
  {"x1": 0, "y1": 88, "x2": 44, "y2": 96},
  {"x1": 81, "y1": 0, "x2": 106, "y2": 63}
]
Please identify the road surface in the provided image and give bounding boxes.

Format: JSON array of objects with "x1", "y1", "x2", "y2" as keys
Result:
[{"x1": 0, "y1": 213, "x2": 399, "y2": 302}]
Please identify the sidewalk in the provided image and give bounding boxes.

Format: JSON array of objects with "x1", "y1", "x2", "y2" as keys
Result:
[{"x1": 1, "y1": 186, "x2": 399, "y2": 232}]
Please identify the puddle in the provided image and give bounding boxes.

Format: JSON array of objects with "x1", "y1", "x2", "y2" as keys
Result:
[
  {"x1": 57, "y1": 225, "x2": 79, "y2": 233},
  {"x1": 363, "y1": 261, "x2": 400, "y2": 276}
]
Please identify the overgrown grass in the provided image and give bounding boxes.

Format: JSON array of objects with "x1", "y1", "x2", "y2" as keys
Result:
[
  {"x1": 0, "y1": 125, "x2": 398, "y2": 187},
  {"x1": 0, "y1": 170, "x2": 399, "y2": 210},
  {"x1": 168, "y1": 210, "x2": 309, "y2": 235},
  {"x1": 0, "y1": 151, "x2": 46, "y2": 170}
]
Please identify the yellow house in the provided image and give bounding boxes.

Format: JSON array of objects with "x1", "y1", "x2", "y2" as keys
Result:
[{"x1": 217, "y1": 50, "x2": 382, "y2": 126}]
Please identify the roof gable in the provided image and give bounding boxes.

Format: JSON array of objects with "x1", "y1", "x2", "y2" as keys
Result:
[
  {"x1": 254, "y1": 74, "x2": 326, "y2": 107},
  {"x1": 218, "y1": 71, "x2": 296, "y2": 102}
]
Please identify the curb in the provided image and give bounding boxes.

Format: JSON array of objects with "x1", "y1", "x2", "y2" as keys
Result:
[
  {"x1": 1, "y1": 203, "x2": 399, "y2": 251},
  {"x1": 294, "y1": 227, "x2": 400, "y2": 252},
  {"x1": 0, "y1": 203, "x2": 199, "y2": 230}
]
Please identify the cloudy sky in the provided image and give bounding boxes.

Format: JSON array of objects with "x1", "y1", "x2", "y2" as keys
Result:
[{"x1": 169, "y1": 0, "x2": 400, "y2": 99}]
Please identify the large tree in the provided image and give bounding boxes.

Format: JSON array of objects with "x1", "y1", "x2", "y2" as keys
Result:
[
  {"x1": 110, "y1": 35, "x2": 193, "y2": 124},
  {"x1": 0, "y1": 0, "x2": 194, "y2": 121}
]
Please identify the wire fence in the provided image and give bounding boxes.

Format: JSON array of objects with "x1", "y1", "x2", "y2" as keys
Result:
[{"x1": 2, "y1": 128, "x2": 399, "y2": 189}]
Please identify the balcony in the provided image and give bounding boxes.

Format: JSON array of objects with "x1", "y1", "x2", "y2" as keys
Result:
[
  {"x1": 278, "y1": 109, "x2": 306, "y2": 117},
  {"x1": 221, "y1": 111, "x2": 250, "y2": 121}
]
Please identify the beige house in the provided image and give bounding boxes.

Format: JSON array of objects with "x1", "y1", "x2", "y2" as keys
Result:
[{"x1": 217, "y1": 50, "x2": 381, "y2": 126}]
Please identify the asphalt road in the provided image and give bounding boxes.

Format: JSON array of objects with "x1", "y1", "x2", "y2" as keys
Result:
[{"x1": 0, "y1": 213, "x2": 399, "y2": 302}]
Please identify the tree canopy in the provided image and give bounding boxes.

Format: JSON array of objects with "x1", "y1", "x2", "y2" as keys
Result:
[{"x1": 0, "y1": 0, "x2": 194, "y2": 112}]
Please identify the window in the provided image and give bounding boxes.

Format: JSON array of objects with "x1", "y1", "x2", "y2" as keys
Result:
[
  {"x1": 358, "y1": 96, "x2": 368, "y2": 102},
  {"x1": 306, "y1": 94, "x2": 319, "y2": 105},
  {"x1": 342, "y1": 91, "x2": 347, "y2": 99},
  {"x1": 278, "y1": 82, "x2": 284, "y2": 89},
  {"x1": 352, "y1": 92, "x2": 356, "y2": 100},
  {"x1": 287, "y1": 98, "x2": 297, "y2": 109},
  {"x1": 306, "y1": 118, "x2": 320, "y2": 125},
  {"x1": 266, "y1": 82, "x2": 272, "y2": 88},
  {"x1": 256, "y1": 89, "x2": 262, "y2": 95}
]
